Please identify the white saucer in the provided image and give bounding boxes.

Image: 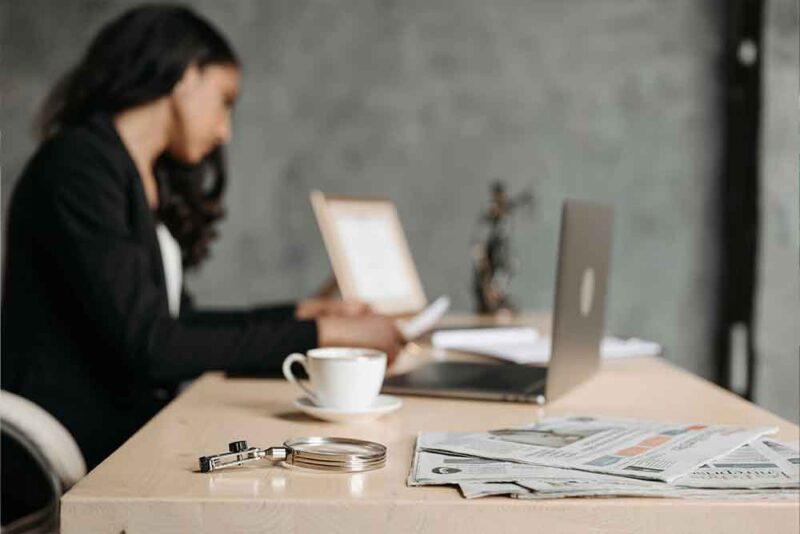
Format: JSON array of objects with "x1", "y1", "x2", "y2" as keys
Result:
[{"x1": 293, "y1": 395, "x2": 403, "y2": 423}]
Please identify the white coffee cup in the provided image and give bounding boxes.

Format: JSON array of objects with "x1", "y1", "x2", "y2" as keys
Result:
[{"x1": 282, "y1": 347, "x2": 387, "y2": 410}]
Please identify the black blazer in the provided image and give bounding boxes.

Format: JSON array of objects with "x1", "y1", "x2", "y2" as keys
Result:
[{"x1": 1, "y1": 114, "x2": 318, "y2": 469}]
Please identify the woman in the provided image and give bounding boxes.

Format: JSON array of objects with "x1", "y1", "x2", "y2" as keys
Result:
[{"x1": 1, "y1": 5, "x2": 404, "y2": 471}]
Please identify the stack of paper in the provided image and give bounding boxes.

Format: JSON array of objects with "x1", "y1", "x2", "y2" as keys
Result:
[
  {"x1": 408, "y1": 416, "x2": 800, "y2": 500},
  {"x1": 431, "y1": 328, "x2": 662, "y2": 364}
]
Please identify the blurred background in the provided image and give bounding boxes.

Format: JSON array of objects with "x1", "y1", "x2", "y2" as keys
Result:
[{"x1": 1, "y1": 0, "x2": 797, "y2": 421}]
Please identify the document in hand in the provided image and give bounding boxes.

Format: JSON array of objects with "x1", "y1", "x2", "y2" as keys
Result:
[{"x1": 397, "y1": 296, "x2": 451, "y2": 341}]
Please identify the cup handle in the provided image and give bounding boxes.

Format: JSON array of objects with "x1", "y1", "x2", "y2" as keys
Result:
[{"x1": 282, "y1": 353, "x2": 319, "y2": 404}]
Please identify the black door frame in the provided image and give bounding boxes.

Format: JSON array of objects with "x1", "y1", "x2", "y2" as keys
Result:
[{"x1": 715, "y1": 0, "x2": 765, "y2": 400}]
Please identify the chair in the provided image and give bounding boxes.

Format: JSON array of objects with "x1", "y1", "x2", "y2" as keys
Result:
[{"x1": 0, "y1": 391, "x2": 86, "y2": 534}]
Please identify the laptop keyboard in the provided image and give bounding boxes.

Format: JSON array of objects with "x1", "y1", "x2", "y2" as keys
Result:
[{"x1": 385, "y1": 361, "x2": 547, "y2": 392}]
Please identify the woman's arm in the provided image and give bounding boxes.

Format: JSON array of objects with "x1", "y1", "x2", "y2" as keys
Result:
[
  {"x1": 182, "y1": 292, "x2": 373, "y2": 322},
  {"x1": 35, "y1": 137, "x2": 316, "y2": 384},
  {"x1": 180, "y1": 291, "x2": 298, "y2": 322}
]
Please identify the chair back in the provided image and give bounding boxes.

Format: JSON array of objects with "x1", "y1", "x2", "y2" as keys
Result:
[{"x1": 1, "y1": 391, "x2": 87, "y2": 533}]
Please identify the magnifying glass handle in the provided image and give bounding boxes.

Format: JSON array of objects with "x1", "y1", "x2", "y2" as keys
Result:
[{"x1": 198, "y1": 442, "x2": 290, "y2": 472}]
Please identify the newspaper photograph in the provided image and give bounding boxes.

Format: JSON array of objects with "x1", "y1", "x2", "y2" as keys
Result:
[{"x1": 426, "y1": 416, "x2": 777, "y2": 482}]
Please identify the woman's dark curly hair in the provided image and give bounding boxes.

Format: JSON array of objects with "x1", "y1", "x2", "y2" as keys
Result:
[{"x1": 36, "y1": 4, "x2": 238, "y2": 268}]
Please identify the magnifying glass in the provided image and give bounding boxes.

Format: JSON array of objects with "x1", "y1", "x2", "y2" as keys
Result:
[{"x1": 198, "y1": 437, "x2": 387, "y2": 473}]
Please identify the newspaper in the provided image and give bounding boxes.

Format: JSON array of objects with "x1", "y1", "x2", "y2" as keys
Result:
[
  {"x1": 408, "y1": 421, "x2": 798, "y2": 500},
  {"x1": 409, "y1": 432, "x2": 798, "y2": 490},
  {"x1": 426, "y1": 416, "x2": 777, "y2": 483}
]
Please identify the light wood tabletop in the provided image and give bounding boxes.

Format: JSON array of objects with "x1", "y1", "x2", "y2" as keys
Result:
[{"x1": 61, "y1": 315, "x2": 799, "y2": 533}]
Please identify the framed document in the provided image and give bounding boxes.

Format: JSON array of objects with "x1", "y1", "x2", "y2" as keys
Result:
[{"x1": 311, "y1": 190, "x2": 427, "y2": 315}]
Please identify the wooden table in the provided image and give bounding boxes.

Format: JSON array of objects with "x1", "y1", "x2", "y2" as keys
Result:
[{"x1": 61, "y1": 316, "x2": 799, "y2": 533}]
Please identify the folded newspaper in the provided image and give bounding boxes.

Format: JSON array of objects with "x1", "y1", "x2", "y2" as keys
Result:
[{"x1": 408, "y1": 416, "x2": 800, "y2": 500}]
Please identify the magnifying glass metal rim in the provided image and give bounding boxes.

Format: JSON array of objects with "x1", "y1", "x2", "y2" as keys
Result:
[
  {"x1": 286, "y1": 437, "x2": 386, "y2": 460},
  {"x1": 287, "y1": 454, "x2": 385, "y2": 466},
  {"x1": 284, "y1": 436, "x2": 386, "y2": 472},
  {"x1": 286, "y1": 461, "x2": 386, "y2": 473},
  {"x1": 285, "y1": 436, "x2": 386, "y2": 452},
  {"x1": 287, "y1": 457, "x2": 386, "y2": 472},
  {"x1": 287, "y1": 455, "x2": 385, "y2": 467}
]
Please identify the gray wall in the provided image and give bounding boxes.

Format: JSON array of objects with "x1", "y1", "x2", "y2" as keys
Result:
[
  {"x1": 1, "y1": 0, "x2": 792, "y2": 418},
  {"x1": 756, "y1": 0, "x2": 799, "y2": 423}
]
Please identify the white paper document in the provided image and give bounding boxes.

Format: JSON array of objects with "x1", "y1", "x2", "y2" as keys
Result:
[{"x1": 431, "y1": 327, "x2": 662, "y2": 364}]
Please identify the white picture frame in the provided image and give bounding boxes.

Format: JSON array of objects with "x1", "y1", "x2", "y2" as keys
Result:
[{"x1": 310, "y1": 190, "x2": 427, "y2": 316}]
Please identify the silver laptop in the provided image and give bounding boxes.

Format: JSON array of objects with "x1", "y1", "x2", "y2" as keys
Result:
[{"x1": 382, "y1": 199, "x2": 613, "y2": 404}]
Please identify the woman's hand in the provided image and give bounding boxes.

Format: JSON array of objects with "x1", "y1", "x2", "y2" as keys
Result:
[
  {"x1": 295, "y1": 298, "x2": 373, "y2": 320},
  {"x1": 316, "y1": 315, "x2": 405, "y2": 365}
]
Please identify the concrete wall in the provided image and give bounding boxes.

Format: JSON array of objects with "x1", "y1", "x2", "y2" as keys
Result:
[
  {"x1": 3, "y1": 0, "x2": 788, "y2": 415},
  {"x1": 756, "y1": 0, "x2": 799, "y2": 423}
]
